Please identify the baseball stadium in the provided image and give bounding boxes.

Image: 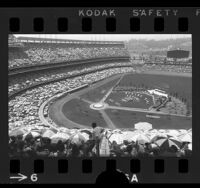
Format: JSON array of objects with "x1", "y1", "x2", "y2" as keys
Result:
[{"x1": 8, "y1": 34, "x2": 192, "y2": 157}]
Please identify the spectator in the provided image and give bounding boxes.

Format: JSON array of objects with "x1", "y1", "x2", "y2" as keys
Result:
[
  {"x1": 110, "y1": 141, "x2": 122, "y2": 157},
  {"x1": 91, "y1": 122, "x2": 105, "y2": 156}
]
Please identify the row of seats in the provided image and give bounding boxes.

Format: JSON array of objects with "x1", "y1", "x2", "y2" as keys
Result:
[
  {"x1": 9, "y1": 44, "x2": 129, "y2": 68},
  {"x1": 9, "y1": 62, "x2": 134, "y2": 96}
]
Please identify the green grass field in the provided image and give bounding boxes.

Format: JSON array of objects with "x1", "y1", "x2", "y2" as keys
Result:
[
  {"x1": 80, "y1": 78, "x2": 119, "y2": 103},
  {"x1": 105, "y1": 91, "x2": 154, "y2": 109},
  {"x1": 105, "y1": 109, "x2": 192, "y2": 129},
  {"x1": 62, "y1": 98, "x2": 108, "y2": 127},
  {"x1": 119, "y1": 73, "x2": 192, "y2": 108},
  {"x1": 56, "y1": 72, "x2": 192, "y2": 129}
]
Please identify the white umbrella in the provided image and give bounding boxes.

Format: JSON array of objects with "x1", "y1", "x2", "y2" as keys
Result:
[
  {"x1": 146, "y1": 129, "x2": 158, "y2": 134},
  {"x1": 151, "y1": 143, "x2": 159, "y2": 149},
  {"x1": 158, "y1": 129, "x2": 166, "y2": 134},
  {"x1": 42, "y1": 130, "x2": 55, "y2": 138},
  {"x1": 69, "y1": 129, "x2": 79, "y2": 135},
  {"x1": 10, "y1": 129, "x2": 26, "y2": 137},
  {"x1": 136, "y1": 134, "x2": 151, "y2": 144},
  {"x1": 122, "y1": 131, "x2": 138, "y2": 142},
  {"x1": 179, "y1": 133, "x2": 192, "y2": 143},
  {"x1": 179, "y1": 129, "x2": 188, "y2": 134},
  {"x1": 188, "y1": 143, "x2": 192, "y2": 150},
  {"x1": 80, "y1": 132, "x2": 90, "y2": 141},
  {"x1": 51, "y1": 132, "x2": 70, "y2": 144},
  {"x1": 70, "y1": 133, "x2": 87, "y2": 146},
  {"x1": 58, "y1": 127, "x2": 70, "y2": 133},
  {"x1": 187, "y1": 129, "x2": 192, "y2": 135},
  {"x1": 133, "y1": 129, "x2": 144, "y2": 134},
  {"x1": 109, "y1": 133, "x2": 124, "y2": 145},
  {"x1": 151, "y1": 133, "x2": 168, "y2": 142},
  {"x1": 147, "y1": 133, "x2": 160, "y2": 140},
  {"x1": 112, "y1": 129, "x2": 122, "y2": 134},
  {"x1": 23, "y1": 131, "x2": 41, "y2": 140},
  {"x1": 134, "y1": 122, "x2": 152, "y2": 131},
  {"x1": 166, "y1": 130, "x2": 180, "y2": 137}
]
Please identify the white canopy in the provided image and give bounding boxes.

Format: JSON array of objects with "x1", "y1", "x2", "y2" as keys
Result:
[{"x1": 134, "y1": 122, "x2": 152, "y2": 131}]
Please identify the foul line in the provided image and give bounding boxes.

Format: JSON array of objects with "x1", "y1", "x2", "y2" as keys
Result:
[
  {"x1": 100, "y1": 74, "x2": 125, "y2": 103},
  {"x1": 99, "y1": 110, "x2": 116, "y2": 129}
]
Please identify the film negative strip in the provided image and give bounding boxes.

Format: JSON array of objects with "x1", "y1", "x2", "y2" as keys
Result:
[{"x1": 0, "y1": 6, "x2": 200, "y2": 184}]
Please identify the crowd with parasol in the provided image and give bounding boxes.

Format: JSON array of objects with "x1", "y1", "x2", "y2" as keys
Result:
[{"x1": 9, "y1": 122, "x2": 192, "y2": 157}]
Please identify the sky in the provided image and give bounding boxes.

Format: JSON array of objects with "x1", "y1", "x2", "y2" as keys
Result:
[{"x1": 14, "y1": 34, "x2": 191, "y2": 42}]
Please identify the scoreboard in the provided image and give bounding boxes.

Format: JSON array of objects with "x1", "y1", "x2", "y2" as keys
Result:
[{"x1": 167, "y1": 50, "x2": 190, "y2": 59}]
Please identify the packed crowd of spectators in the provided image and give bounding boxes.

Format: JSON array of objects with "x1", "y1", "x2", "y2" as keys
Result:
[
  {"x1": 9, "y1": 123, "x2": 192, "y2": 158},
  {"x1": 9, "y1": 67, "x2": 135, "y2": 132},
  {"x1": 9, "y1": 62, "x2": 134, "y2": 96},
  {"x1": 9, "y1": 44, "x2": 129, "y2": 69},
  {"x1": 139, "y1": 64, "x2": 192, "y2": 73}
]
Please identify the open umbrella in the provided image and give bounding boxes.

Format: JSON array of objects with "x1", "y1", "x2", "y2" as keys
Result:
[
  {"x1": 9, "y1": 129, "x2": 26, "y2": 138},
  {"x1": 122, "y1": 131, "x2": 137, "y2": 142},
  {"x1": 148, "y1": 133, "x2": 159, "y2": 140},
  {"x1": 124, "y1": 133, "x2": 150, "y2": 144},
  {"x1": 152, "y1": 135, "x2": 182, "y2": 150},
  {"x1": 58, "y1": 127, "x2": 70, "y2": 133},
  {"x1": 188, "y1": 143, "x2": 192, "y2": 151},
  {"x1": 179, "y1": 129, "x2": 188, "y2": 134},
  {"x1": 136, "y1": 134, "x2": 151, "y2": 144},
  {"x1": 158, "y1": 129, "x2": 166, "y2": 134},
  {"x1": 42, "y1": 130, "x2": 55, "y2": 138},
  {"x1": 151, "y1": 143, "x2": 159, "y2": 149},
  {"x1": 23, "y1": 131, "x2": 41, "y2": 140},
  {"x1": 151, "y1": 133, "x2": 167, "y2": 142},
  {"x1": 80, "y1": 129, "x2": 92, "y2": 134},
  {"x1": 49, "y1": 128, "x2": 58, "y2": 134},
  {"x1": 69, "y1": 129, "x2": 79, "y2": 135},
  {"x1": 80, "y1": 129, "x2": 92, "y2": 139},
  {"x1": 145, "y1": 129, "x2": 159, "y2": 139},
  {"x1": 70, "y1": 133, "x2": 86, "y2": 146},
  {"x1": 112, "y1": 129, "x2": 122, "y2": 133},
  {"x1": 51, "y1": 132, "x2": 70, "y2": 144},
  {"x1": 179, "y1": 133, "x2": 192, "y2": 143},
  {"x1": 187, "y1": 129, "x2": 192, "y2": 135},
  {"x1": 153, "y1": 132, "x2": 168, "y2": 139},
  {"x1": 79, "y1": 132, "x2": 90, "y2": 141},
  {"x1": 109, "y1": 133, "x2": 124, "y2": 145},
  {"x1": 166, "y1": 130, "x2": 180, "y2": 137}
]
